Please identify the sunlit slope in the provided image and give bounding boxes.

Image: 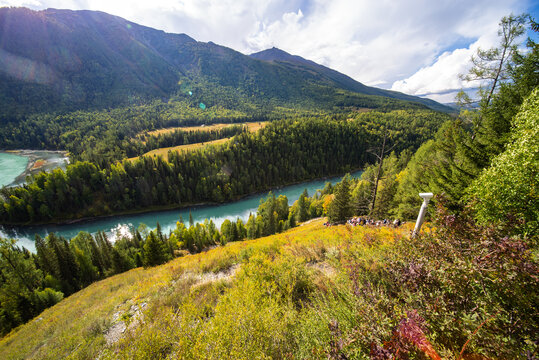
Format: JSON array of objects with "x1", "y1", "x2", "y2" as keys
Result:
[
  {"x1": 0, "y1": 220, "x2": 412, "y2": 359},
  {"x1": 145, "y1": 122, "x2": 266, "y2": 137},
  {"x1": 130, "y1": 122, "x2": 267, "y2": 161},
  {"x1": 137, "y1": 137, "x2": 230, "y2": 160}
]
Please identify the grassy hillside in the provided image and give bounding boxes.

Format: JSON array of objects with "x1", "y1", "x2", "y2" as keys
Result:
[
  {"x1": 0, "y1": 220, "x2": 405, "y2": 359},
  {"x1": 1, "y1": 212, "x2": 535, "y2": 359},
  {"x1": 132, "y1": 122, "x2": 267, "y2": 160},
  {"x1": 144, "y1": 122, "x2": 266, "y2": 137},
  {"x1": 134, "y1": 137, "x2": 231, "y2": 160}
]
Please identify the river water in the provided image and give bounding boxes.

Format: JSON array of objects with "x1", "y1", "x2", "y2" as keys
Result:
[
  {"x1": 0, "y1": 150, "x2": 69, "y2": 187},
  {"x1": 1, "y1": 171, "x2": 362, "y2": 251},
  {"x1": 0, "y1": 152, "x2": 29, "y2": 187}
]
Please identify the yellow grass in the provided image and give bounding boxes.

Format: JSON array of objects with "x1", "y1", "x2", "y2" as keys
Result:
[
  {"x1": 0, "y1": 220, "x2": 412, "y2": 359},
  {"x1": 129, "y1": 122, "x2": 267, "y2": 161},
  {"x1": 145, "y1": 122, "x2": 266, "y2": 137},
  {"x1": 132, "y1": 137, "x2": 230, "y2": 161}
]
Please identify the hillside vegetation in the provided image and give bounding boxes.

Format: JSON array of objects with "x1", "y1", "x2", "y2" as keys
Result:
[
  {"x1": 132, "y1": 122, "x2": 267, "y2": 160},
  {"x1": 0, "y1": 213, "x2": 536, "y2": 359},
  {"x1": 144, "y1": 122, "x2": 266, "y2": 137},
  {"x1": 135, "y1": 138, "x2": 230, "y2": 161},
  {"x1": 0, "y1": 109, "x2": 449, "y2": 224},
  {"x1": 0, "y1": 7, "x2": 450, "y2": 174}
]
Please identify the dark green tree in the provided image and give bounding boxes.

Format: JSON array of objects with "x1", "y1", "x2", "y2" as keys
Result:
[
  {"x1": 327, "y1": 174, "x2": 353, "y2": 223},
  {"x1": 143, "y1": 232, "x2": 167, "y2": 267},
  {"x1": 257, "y1": 192, "x2": 278, "y2": 236},
  {"x1": 246, "y1": 213, "x2": 258, "y2": 239},
  {"x1": 297, "y1": 189, "x2": 310, "y2": 223}
]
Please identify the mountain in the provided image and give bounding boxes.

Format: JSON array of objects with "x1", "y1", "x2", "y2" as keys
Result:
[
  {"x1": 250, "y1": 47, "x2": 451, "y2": 112},
  {"x1": 0, "y1": 7, "x2": 451, "y2": 120}
]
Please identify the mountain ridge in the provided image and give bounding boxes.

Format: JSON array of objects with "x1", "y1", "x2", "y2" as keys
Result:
[
  {"x1": 0, "y1": 7, "x2": 452, "y2": 119},
  {"x1": 249, "y1": 47, "x2": 450, "y2": 112}
]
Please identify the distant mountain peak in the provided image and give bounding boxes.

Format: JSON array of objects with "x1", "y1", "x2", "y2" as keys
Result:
[
  {"x1": 250, "y1": 47, "x2": 318, "y2": 67},
  {"x1": 250, "y1": 47, "x2": 453, "y2": 113}
]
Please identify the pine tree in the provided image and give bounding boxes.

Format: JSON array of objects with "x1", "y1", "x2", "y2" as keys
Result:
[
  {"x1": 220, "y1": 219, "x2": 235, "y2": 245},
  {"x1": 257, "y1": 192, "x2": 278, "y2": 236},
  {"x1": 236, "y1": 219, "x2": 246, "y2": 240},
  {"x1": 133, "y1": 230, "x2": 143, "y2": 249},
  {"x1": 134, "y1": 252, "x2": 143, "y2": 267},
  {"x1": 110, "y1": 248, "x2": 132, "y2": 274},
  {"x1": 95, "y1": 231, "x2": 113, "y2": 270},
  {"x1": 143, "y1": 232, "x2": 167, "y2": 267},
  {"x1": 156, "y1": 222, "x2": 164, "y2": 242},
  {"x1": 246, "y1": 213, "x2": 258, "y2": 239},
  {"x1": 287, "y1": 208, "x2": 296, "y2": 228},
  {"x1": 327, "y1": 174, "x2": 353, "y2": 223},
  {"x1": 297, "y1": 189, "x2": 309, "y2": 222},
  {"x1": 88, "y1": 235, "x2": 105, "y2": 277},
  {"x1": 72, "y1": 246, "x2": 98, "y2": 286},
  {"x1": 34, "y1": 234, "x2": 56, "y2": 276}
]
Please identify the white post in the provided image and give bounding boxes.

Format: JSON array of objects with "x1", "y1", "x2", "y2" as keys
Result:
[{"x1": 412, "y1": 193, "x2": 433, "y2": 237}]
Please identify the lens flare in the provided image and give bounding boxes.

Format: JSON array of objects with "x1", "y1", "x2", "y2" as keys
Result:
[
  {"x1": 199, "y1": 102, "x2": 206, "y2": 110},
  {"x1": 0, "y1": 49, "x2": 56, "y2": 85}
]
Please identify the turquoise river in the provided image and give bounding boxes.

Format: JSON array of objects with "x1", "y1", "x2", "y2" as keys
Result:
[
  {"x1": 0, "y1": 171, "x2": 362, "y2": 251},
  {"x1": 0, "y1": 152, "x2": 29, "y2": 187}
]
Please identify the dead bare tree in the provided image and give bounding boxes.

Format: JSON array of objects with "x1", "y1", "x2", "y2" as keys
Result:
[{"x1": 367, "y1": 127, "x2": 396, "y2": 214}]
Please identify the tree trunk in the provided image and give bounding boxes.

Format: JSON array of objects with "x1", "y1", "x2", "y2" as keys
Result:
[{"x1": 370, "y1": 131, "x2": 387, "y2": 213}]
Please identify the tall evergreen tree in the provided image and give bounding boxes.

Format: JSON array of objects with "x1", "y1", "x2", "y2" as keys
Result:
[
  {"x1": 327, "y1": 174, "x2": 353, "y2": 223},
  {"x1": 236, "y1": 219, "x2": 247, "y2": 240},
  {"x1": 34, "y1": 235, "x2": 57, "y2": 277},
  {"x1": 257, "y1": 192, "x2": 277, "y2": 236},
  {"x1": 143, "y1": 232, "x2": 167, "y2": 267},
  {"x1": 297, "y1": 189, "x2": 310, "y2": 223},
  {"x1": 246, "y1": 213, "x2": 258, "y2": 239}
]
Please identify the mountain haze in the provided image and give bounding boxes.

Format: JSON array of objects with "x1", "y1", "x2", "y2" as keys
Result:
[{"x1": 0, "y1": 7, "x2": 451, "y2": 120}]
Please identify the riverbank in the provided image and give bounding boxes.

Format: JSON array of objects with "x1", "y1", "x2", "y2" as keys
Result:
[
  {"x1": 2, "y1": 150, "x2": 69, "y2": 186},
  {"x1": 1, "y1": 168, "x2": 362, "y2": 228},
  {"x1": 0, "y1": 170, "x2": 363, "y2": 245}
]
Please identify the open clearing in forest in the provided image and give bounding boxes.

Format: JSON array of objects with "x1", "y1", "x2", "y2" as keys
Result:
[
  {"x1": 139, "y1": 138, "x2": 230, "y2": 160},
  {"x1": 145, "y1": 121, "x2": 266, "y2": 136},
  {"x1": 130, "y1": 122, "x2": 267, "y2": 161}
]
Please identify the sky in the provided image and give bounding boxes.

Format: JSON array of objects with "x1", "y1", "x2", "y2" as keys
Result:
[{"x1": 1, "y1": 0, "x2": 537, "y2": 103}]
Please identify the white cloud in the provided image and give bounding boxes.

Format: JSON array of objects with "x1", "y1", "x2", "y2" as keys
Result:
[
  {"x1": 391, "y1": 36, "x2": 493, "y2": 97},
  {"x1": 0, "y1": 0, "x2": 41, "y2": 6},
  {"x1": 0, "y1": 0, "x2": 531, "y2": 101},
  {"x1": 239, "y1": 0, "x2": 527, "y2": 95}
]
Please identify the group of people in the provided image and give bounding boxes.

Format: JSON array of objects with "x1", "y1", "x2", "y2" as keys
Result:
[{"x1": 324, "y1": 217, "x2": 402, "y2": 227}]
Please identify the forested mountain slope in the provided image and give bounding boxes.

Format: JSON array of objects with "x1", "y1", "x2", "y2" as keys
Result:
[
  {"x1": 0, "y1": 7, "x2": 450, "y2": 120},
  {"x1": 250, "y1": 47, "x2": 451, "y2": 112}
]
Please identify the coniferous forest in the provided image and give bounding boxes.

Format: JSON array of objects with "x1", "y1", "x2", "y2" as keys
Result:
[{"x1": 0, "y1": 110, "x2": 448, "y2": 224}]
